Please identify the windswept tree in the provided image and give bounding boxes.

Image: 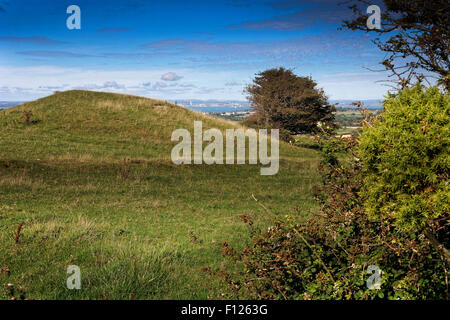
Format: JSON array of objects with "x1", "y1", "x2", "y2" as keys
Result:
[
  {"x1": 343, "y1": 0, "x2": 450, "y2": 91},
  {"x1": 245, "y1": 68, "x2": 335, "y2": 135}
]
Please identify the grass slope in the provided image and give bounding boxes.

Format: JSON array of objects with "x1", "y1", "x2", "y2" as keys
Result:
[{"x1": 0, "y1": 90, "x2": 320, "y2": 299}]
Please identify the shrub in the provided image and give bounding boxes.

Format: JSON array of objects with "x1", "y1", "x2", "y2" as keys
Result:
[
  {"x1": 359, "y1": 85, "x2": 449, "y2": 259},
  {"x1": 218, "y1": 88, "x2": 449, "y2": 299}
]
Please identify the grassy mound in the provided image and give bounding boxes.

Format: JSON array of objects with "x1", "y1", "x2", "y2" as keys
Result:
[{"x1": 0, "y1": 90, "x2": 320, "y2": 299}]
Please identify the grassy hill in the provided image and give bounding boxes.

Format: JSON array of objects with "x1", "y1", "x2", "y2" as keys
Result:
[{"x1": 0, "y1": 90, "x2": 320, "y2": 299}]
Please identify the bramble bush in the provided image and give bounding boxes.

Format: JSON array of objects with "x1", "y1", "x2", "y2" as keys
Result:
[{"x1": 218, "y1": 85, "x2": 449, "y2": 300}]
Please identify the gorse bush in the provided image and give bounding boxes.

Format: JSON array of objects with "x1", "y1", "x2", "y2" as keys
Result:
[
  {"x1": 219, "y1": 86, "x2": 449, "y2": 299},
  {"x1": 359, "y1": 85, "x2": 449, "y2": 234}
]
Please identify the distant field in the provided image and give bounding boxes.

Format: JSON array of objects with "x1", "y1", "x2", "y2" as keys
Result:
[
  {"x1": 335, "y1": 108, "x2": 382, "y2": 135},
  {"x1": 0, "y1": 90, "x2": 321, "y2": 299},
  {"x1": 211, "y1": 107, "x2": 378, "y2": 136}
]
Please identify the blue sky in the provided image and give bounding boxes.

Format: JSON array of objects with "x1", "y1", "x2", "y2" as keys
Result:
[{"x1": 0, "y1": 0, "x2": 389, "y2": 101}]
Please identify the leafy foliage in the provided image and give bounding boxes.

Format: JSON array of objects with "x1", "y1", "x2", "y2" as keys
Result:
[
  {"x1": 219, "y1": 88, "x2": 449, "y2": 299},
  {"x1": 359, "y1": 85, "x2": 449, "y2": 233},
  {"x1": 245, "y1": 68, "x2": 335, "y2": 135}
]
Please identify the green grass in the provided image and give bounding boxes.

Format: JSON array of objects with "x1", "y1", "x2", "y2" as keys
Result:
[{"x1": 0, "y1": 90, "x2": 320, "y2": 299}]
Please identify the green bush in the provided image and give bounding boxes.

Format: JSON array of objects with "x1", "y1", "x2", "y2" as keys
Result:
[
  {"x1": 359, "y1": 86, "x2": 449, "y2": 233},
  {"x1": 218, "y1": 86, "x2": 449, "y2": 299}
]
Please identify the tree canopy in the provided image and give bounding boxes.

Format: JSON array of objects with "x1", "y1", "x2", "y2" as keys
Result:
[
  {"x1": 245, "y1": 68, "x2": 335, "y2": 135},
  {"x1": 343, "y1": 0, "x2": 450, "y2": 91}
]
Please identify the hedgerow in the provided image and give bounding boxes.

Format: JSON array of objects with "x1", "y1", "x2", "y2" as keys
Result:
[{"x1": 218, "y1": 85, "x2": 449, "y2": 300}]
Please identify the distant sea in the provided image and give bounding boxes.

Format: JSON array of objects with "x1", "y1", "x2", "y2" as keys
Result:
[
  {"x1": 0, "y1": 99, "x2": 383, "y2": 112},
  {"x1": 185, "y1": 106, "x2": 250, "y2": 113},
  {"x1": 185, "y1": 100, "x2": 383, "y2": 113},
  {"x1": 0, "y1": 101, "x2": 24, "y2": 109}
]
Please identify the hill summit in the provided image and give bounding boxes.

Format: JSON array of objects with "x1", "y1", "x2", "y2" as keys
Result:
[{"x1": 0, "y1": 90, "x2": 237, "y2": 161}]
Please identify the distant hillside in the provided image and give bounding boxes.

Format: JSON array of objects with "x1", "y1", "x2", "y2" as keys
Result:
[{"x1": 0, "y1": 90, "x2": 240, "y2": 161}]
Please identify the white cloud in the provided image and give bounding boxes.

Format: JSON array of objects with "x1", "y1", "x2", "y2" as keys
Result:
[
  {"x1": 161, "y1": 72, "x2": 183, "y2": 81},
  {"x1": 0, "y1": 64, "x2": 389, "y2": 101},
  {"x1": 0, "y1": 65, "x2": 243, "y2": 100}
]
